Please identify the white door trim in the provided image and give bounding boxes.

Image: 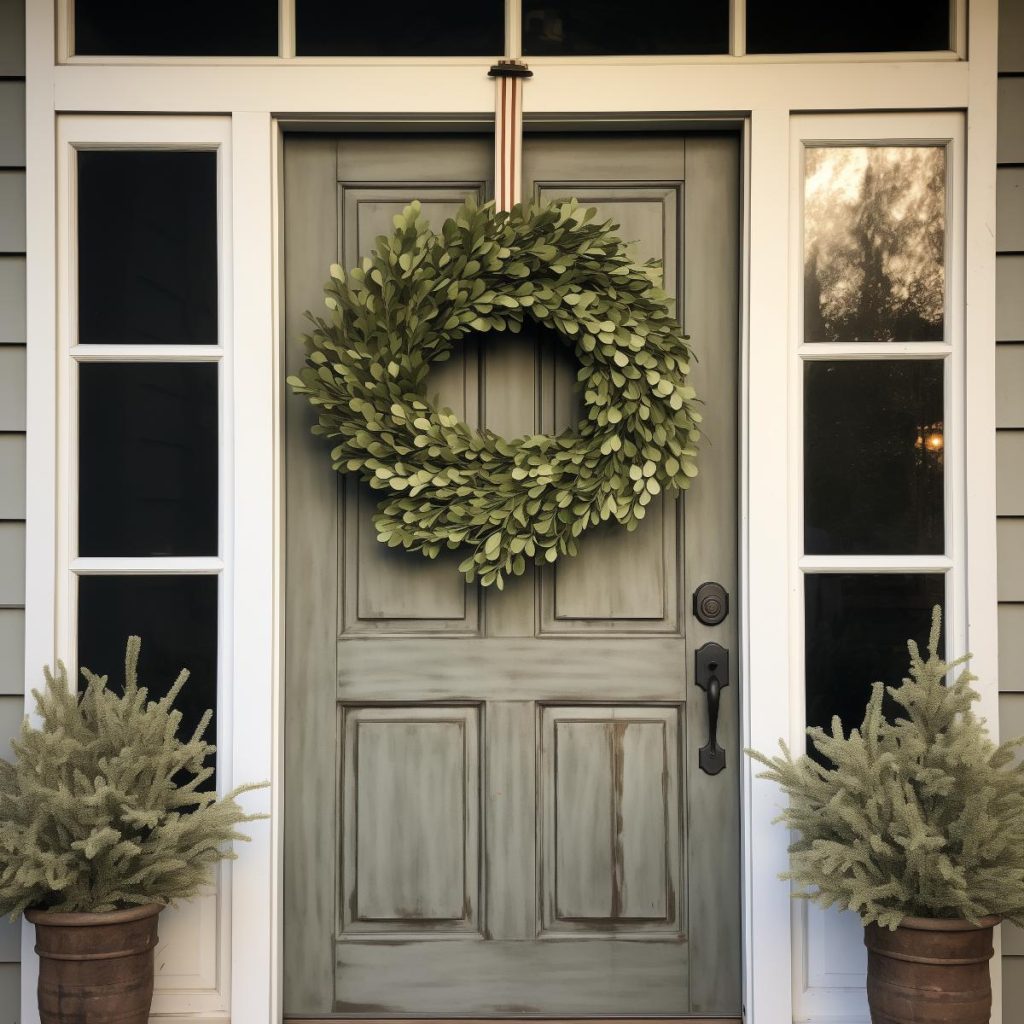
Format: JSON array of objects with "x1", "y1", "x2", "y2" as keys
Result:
[{"x1": 21, "y1": 0, "x2": 1001, "y2": 1020}]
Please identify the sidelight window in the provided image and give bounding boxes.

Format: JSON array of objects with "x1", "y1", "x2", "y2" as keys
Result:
[
  {"x1": 60, "y1": 120, "x2": 229, "y2": 787},
  {"x1": 795, "y1": 115, "x2": 964, "y2": 754}
]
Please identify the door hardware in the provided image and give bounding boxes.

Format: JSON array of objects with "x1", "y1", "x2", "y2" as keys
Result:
[
  {"x1": 695, "y1": 641, "x2": 729, "y2": 775},
  {"x1": 693, "y1": 581, "x2": 729, "y2": 626}
]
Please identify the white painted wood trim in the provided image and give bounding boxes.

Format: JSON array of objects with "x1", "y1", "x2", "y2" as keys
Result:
[
  {"x1": 965, "y1": 0, "x2": 1003, "y2": 1016},
  {"x1": 21, "y1": 0, "x2": 57, "y2": 1017},
  {"x1": 43, "y1": 113, "x2": 235, "y2": 1022},
  {"x1": 229, "y1": 110, "x2": 281, "y2": 1024},
  {"x1": 788, "y1": 107, "x2": 970, "y2": 1024},
  {"x1": 22, "y1": 9, "x2": 998, "y2": 1024},
  {"x1": 743, "y1": 104, "x2": 795, "y2": 1024},
  {"x1": 46, "y1": 61, "x2": 971, "y2": 115}
]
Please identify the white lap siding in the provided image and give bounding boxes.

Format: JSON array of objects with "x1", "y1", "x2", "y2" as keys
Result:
[
  {"x1": 0, "y1": 0, "x2": 24, "y2": 1017},
  {"x1": 999, "y1": 0, "x2": 1024, "y2": 1010}
]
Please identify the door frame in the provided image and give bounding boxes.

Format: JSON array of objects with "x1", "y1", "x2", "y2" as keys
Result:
[{"x1": 22, "y1": 3, "x2": 1001, "y2": 1018}]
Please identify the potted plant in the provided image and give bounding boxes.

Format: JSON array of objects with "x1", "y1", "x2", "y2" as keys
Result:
[
  {"x1": 0, "y1": 637, "x2": 266, "y2": 1024},
  {"x1": 749, "y1": 607, "x2": 1024, "y2": 1024}
]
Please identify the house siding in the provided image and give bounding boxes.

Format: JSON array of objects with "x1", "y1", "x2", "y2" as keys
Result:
[
  {"x1": 999, "y1": 0, "x2": 1024, "y2": 1006},
  {"x1": 0, "y1": 0, "x2": 24, "y2": 1017}
]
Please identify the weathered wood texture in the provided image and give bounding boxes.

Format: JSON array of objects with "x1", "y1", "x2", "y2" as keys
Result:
[{"x1": 284, "y1": 131, "x2": 740, "y2": 1018}]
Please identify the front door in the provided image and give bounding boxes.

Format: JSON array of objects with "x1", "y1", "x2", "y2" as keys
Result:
[{"x1": 283, "y1": 129, "x2": 741, "y2": 1020}]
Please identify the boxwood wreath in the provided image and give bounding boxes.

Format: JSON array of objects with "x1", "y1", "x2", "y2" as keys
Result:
[{"x1": 288, "y1": 198, "x2": 702, "y2": 589}]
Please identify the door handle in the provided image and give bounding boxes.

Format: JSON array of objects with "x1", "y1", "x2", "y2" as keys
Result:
[{"x1": 695, "y1": 642, "x2": 729, "y2": 776}]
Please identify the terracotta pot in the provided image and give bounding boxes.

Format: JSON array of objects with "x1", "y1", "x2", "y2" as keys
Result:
[
  {"x1": 26, "y1": 903, "x2": 162, "y2": 1024},
  {"x1": 864, "y1": 914, "x2": 999, "y2": 1024}
]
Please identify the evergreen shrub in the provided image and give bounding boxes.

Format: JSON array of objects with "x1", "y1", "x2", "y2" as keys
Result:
[
  {"x1": 749, "y1": 607, "x2": 1024, "y2": 928},
  {"x1": 0, "y1": 637, "x2": 266, "y2": 916}
]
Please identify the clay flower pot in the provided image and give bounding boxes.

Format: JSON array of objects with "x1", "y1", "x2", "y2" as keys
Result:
[
  {"x1": 26, "y1": 903, "x2": 162, "y2": 1024},
  {"x1": 864, "y1": 914, "x2": 999, "y2": 1024}
]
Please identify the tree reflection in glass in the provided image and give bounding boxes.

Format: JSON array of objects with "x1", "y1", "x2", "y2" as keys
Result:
[{"x1": 804, "y1": 146, "x2": 945, "y2": 343}]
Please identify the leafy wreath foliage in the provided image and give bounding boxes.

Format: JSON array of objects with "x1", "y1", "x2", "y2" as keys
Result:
[{"x1": 288, "y1": 198, "x2": 701, "y2": 588}]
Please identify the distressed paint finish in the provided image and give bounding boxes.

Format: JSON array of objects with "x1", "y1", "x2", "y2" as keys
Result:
[{"x1": 283, "y1": 132, "x2": 740, "y2": 1017}]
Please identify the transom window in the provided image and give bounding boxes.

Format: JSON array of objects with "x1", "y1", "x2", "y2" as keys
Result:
[{"x1": 68, "y1": 0, "x2": 956, "y2": 58}]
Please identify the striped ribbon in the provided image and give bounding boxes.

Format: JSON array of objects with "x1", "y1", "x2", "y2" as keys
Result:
[{"x1": 489, "y1": 60, "x2": 532, "y2": 211}]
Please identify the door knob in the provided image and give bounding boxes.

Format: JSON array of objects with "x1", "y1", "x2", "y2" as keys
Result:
[{"x1": 695, "y1": 641, "x2": 729, "y2": 775}]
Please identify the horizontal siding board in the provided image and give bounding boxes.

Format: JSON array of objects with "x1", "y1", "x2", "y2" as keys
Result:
[
  {"x1": 0, "y1": 0, "x2": 24, "y2": 77},
  {"x1": 1006, "y1": 955, "x2": 1024, "y2": 1012},
  {"x1": 998, "y1": 520, "x2": 1024, "y2": 603},
  {"x1": 997, "y1": 255, "x2": 1024, "y2": 341},
  {"x1": 0, "y1": 81, "x2": 24, "y2": 168},
  {"x1": 0, "y1": 170, "x2": 24, "y2": 252},
  {"x1": 998, "y1": 432, "x2": 1024, "y2": 515},
  {"x1": 998, "y1": 167, "x2": 1024, "y2": 253},
  {"x1": 999, "y1": 78, "x2": 1024, "y2": 164},
  {"x1": 0, "y1": 608, "x2": 23, "y2": 695},
  {"x1": 1000, "y1": 604, "x2": 1024, "y2": 693},
  {"x1": 0, "y1": 696, "x2": 20, "y2": 961},
  {"x1": 0, "y1": 522, "x2": 23, "y2": 606},
  {"x1": 0, "y1": 433, "x2": 25, "y2": 519},
  {"x1": 996, "y1": 344, "x2": 1024, "y2": 428},
  {"x1": 1001, "y1": 0, "x2": 1024, "y2": 72},
  {"x1": 0, "y1": 256, "x2": 25, "y2": 344},
  {"x1": 0, "y1": 346, "x2": 24, "y2": 430},
  {"x1": 0, "y1": 963, "x2": 17, "y2": 1022}
]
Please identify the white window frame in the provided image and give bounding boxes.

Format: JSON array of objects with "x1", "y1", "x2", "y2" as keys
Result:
[
  {"x1": 22, "y1": 2, "x2": 1000, "y2": 1023},
  {"x1": 788, "y1": 110, "x2": 966, "y2": 1023},
  {"x1": 54, "y1": 0, "x2": 969, "y2": 64},
  {"x1": 51, "y1": 114, "x2": 235, "y2": 1020}
]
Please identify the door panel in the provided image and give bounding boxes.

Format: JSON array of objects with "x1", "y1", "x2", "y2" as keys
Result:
[
  {"x1": 540, "y1": 706, "x2": 682, "y2": 932},
  {"x1": 284, "y1": 130, "x2": 741, "y2": 1018}
]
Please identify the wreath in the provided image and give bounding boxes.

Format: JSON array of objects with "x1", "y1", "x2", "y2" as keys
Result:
[{"x1": 288, "y1": 198, "x2": 701, "y2": 588}]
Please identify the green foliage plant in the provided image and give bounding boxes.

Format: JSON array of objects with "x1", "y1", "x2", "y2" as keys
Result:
[
  {"x1": 748, "y1": 607, "x2": 1024, "y2": 929},
  {"x1": 0, "y1": 637, "x2": 267, "y2": 917},
  {"x1": 288, "y1": 198, "x2": 701, "y2": 588}
]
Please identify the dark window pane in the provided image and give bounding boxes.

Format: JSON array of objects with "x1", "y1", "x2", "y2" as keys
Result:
[
  {"x1": 297, "y1": 0, "x2": 503, "y2": 55},
  {"x1": 805, "y1": 573, "x2": 945, "y2": 761},
  {"x1": 804, "y1": 361, "x2": 944, "y2": 555},
  {"x1": 804, "y1": 146, "x2": 945, "y2": 343},
  {"x1": 79, "y1": 363, "x2": 218, "y2": 557},
  {"x1": 78, "y1": 575, "x2": 218, "y2": 787},
  {"x1": 75, "y1": 0, "x2": 277, "y2": 56},
  {"x1": 78, "y1": 151, "x2": 217, "y2": 345},
  {"x1": 523, "y1": 0, "x2": 728, "y2": 55},
  {"x1": 748, "y1": 0, "x2": 949, "y2": 53}
]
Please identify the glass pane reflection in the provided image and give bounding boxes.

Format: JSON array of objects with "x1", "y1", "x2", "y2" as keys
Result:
[
  {"x1": 522, "y1": 0, "x2": 728, "y2": 55},
  {"x1": 804, "y1": 146, "x2": 945, "y2": 343},
  {"x1": 78, "y1": 363, "x2": 218, "y2": 557},
  {"x1": 748, "y1": 0, "x2": 950, "y2": 54},
  {"x1": 78, "y1": 575, "x2": 218, "y2": 788},
  {"x1": 804, "y1": 573, "x2": 945, "y2": 763},
  {"x1": 297, "y1": 0, "x2": 503, "y2": 55},
  {"x1": 804, "y1": 360, "x2": 944, "y2": 555},
  {"x1": 78, "y1": 151, "x2": 218, "y2": 346}
]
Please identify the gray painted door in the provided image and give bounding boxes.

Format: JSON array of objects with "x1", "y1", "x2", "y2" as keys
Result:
[{"x1": 283, "y1": 131, "x2": 741, "y2": 1019}]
